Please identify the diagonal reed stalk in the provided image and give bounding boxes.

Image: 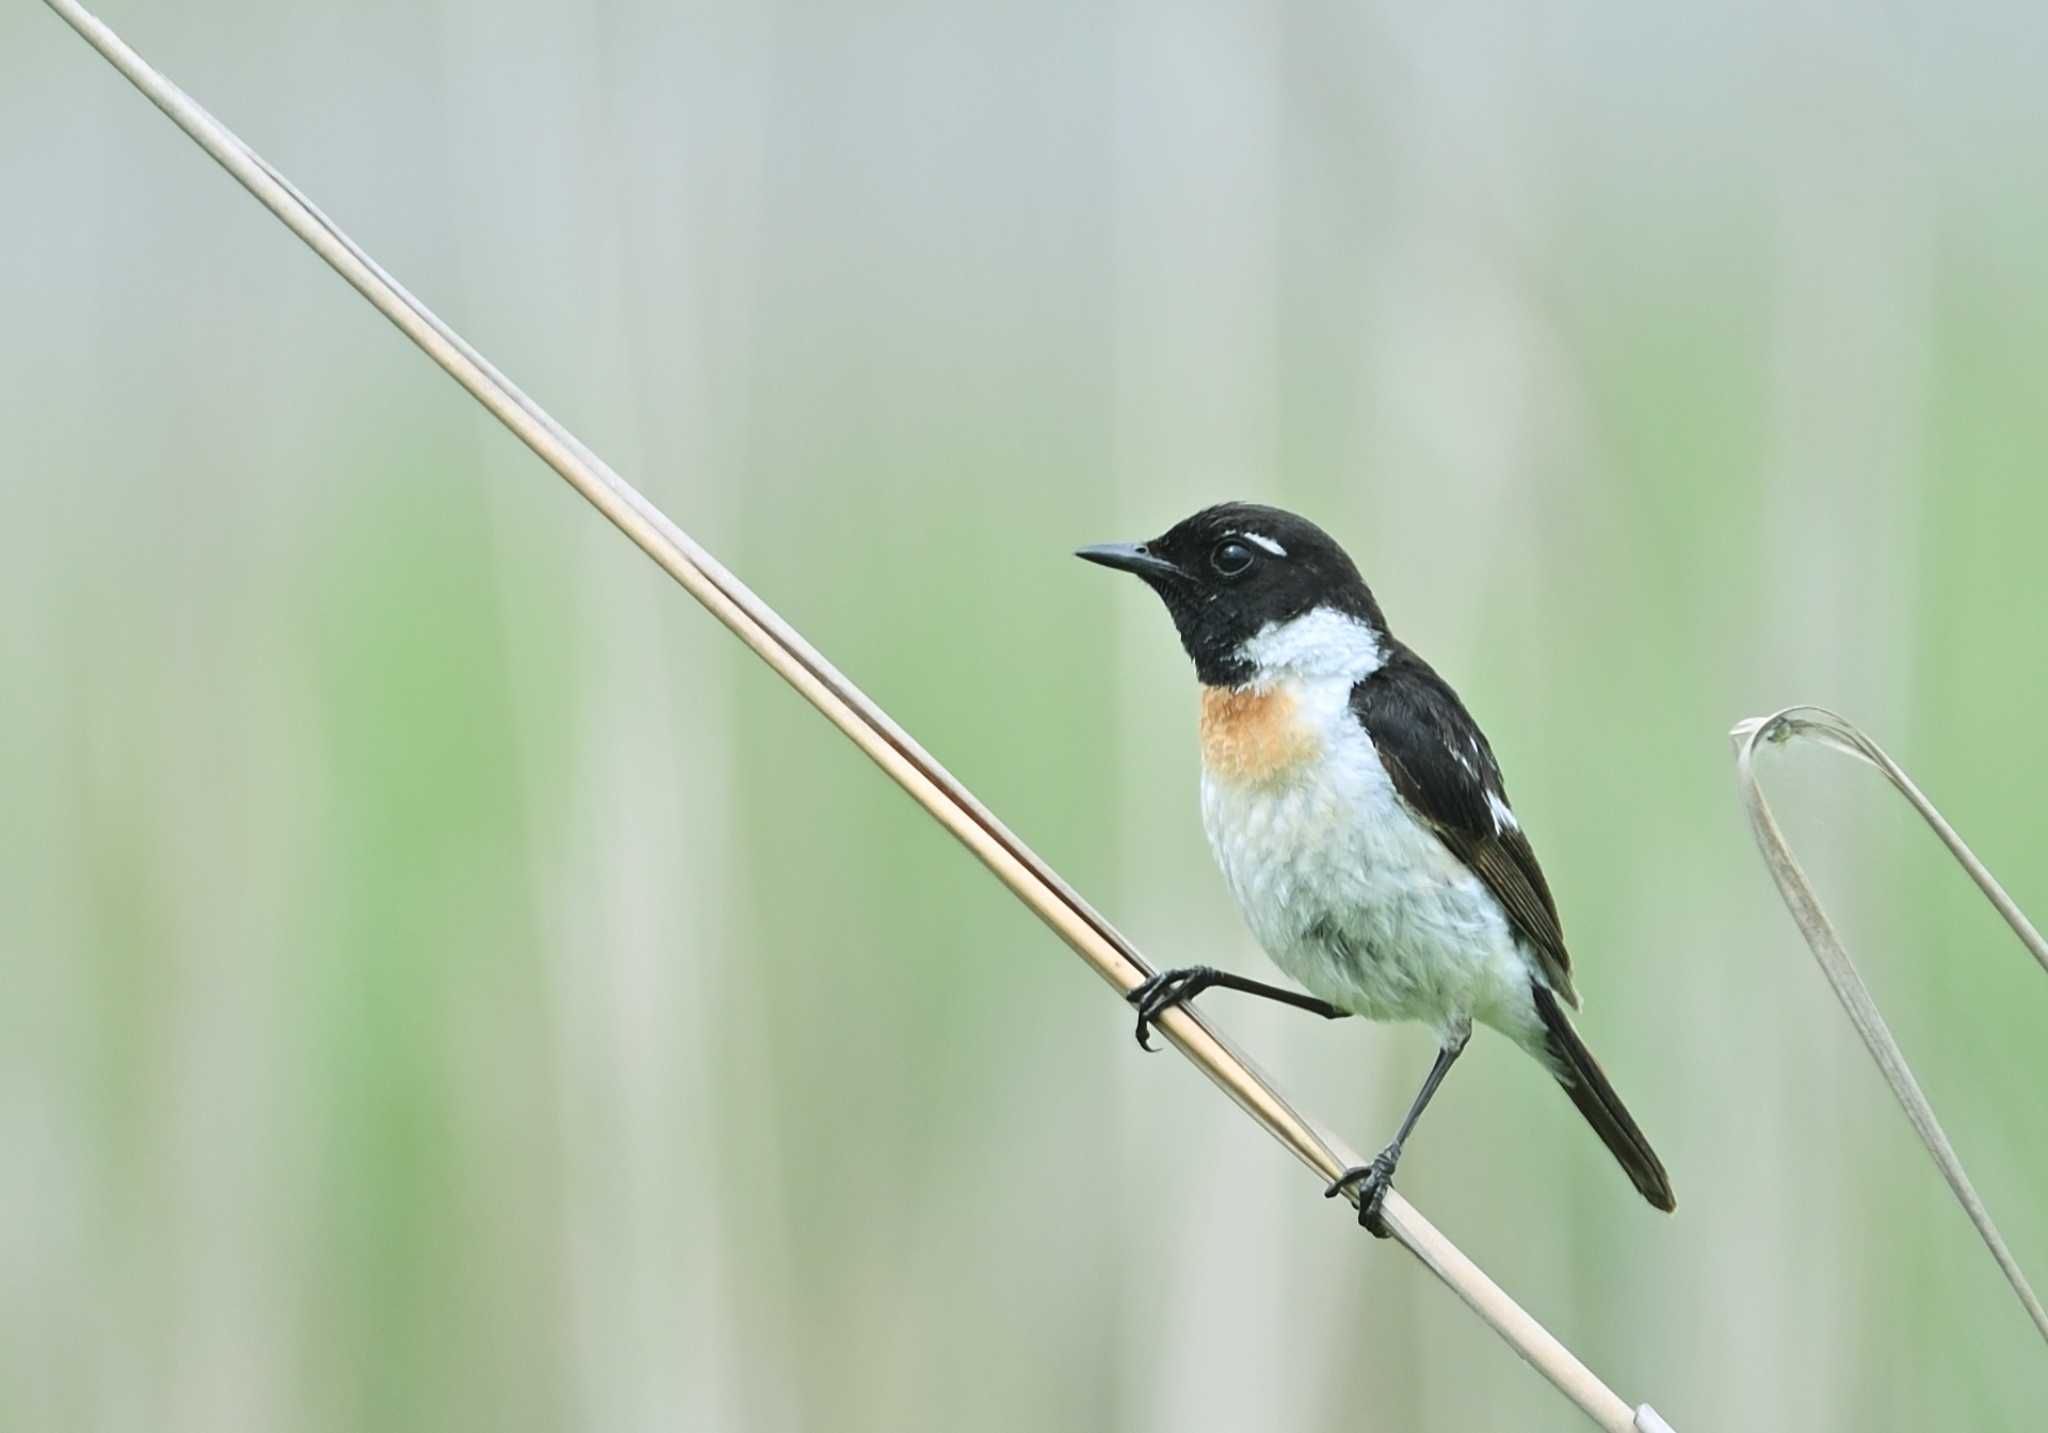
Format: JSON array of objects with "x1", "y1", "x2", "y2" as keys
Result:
[
  {"x1": 1733, "y1": 707, "x2": 2048, "y2": 1347},
  {"x1": 41, "y1": 2, "x2": 1678, "y2": 1427}
]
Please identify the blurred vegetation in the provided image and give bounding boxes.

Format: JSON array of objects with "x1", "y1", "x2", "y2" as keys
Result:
[{"x1": 3, "y1": 3, "x2": 2045, "y2": 1431}]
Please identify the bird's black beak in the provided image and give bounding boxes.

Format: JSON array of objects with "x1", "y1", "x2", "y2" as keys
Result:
[{"x1": 1074, "y1": 541, "x2": 1184, "y2": 581}]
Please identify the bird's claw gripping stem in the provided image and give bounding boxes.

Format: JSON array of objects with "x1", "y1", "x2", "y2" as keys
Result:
[
  {"x1": 1325, "y1": 1146, "x2": 1402, "y2": 1238},
  {"x1": 1125, "y1": 966, "x2": 1222, "y2": 1051}
]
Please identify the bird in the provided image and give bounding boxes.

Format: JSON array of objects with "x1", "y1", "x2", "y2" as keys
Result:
[{"x1": 1077, "y1": 502, "x2": 1675, "y2": 1232}]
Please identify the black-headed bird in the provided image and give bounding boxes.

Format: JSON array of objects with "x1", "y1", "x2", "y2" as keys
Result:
[{"x1": 1079, "y1": 503, "x2": 1675, "y2": 1231}]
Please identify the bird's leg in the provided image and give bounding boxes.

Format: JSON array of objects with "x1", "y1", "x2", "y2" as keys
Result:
[
  {"x1": 1326, "y1": 1026, "x2": 1471, "y2": 1237},
  {"x1": 1126, "y1": 966, "x2": 1347, "y2": 1051}
]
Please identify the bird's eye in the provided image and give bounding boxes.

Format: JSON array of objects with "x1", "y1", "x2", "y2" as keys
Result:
[{"x1": 1211, "y1": 539, "x2": 1255, "y2": 577}]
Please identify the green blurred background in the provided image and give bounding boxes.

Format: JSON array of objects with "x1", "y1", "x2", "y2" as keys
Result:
[{"x1": 4, "y1": 3, "x2": 2045, "y2": 1429}]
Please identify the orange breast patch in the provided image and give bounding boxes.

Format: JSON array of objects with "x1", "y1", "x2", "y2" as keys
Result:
[{"x1": 1199, "y1": 685, "x2": 1319, "y2": 784}]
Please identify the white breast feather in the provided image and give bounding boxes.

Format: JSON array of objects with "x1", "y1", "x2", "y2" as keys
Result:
[{"x1": 1199, "y1": 613, "x2": 1545, "y2": 1051}]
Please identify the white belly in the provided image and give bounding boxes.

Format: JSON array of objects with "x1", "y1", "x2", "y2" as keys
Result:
[{"x1": 1198, "y1": 679, "x2": 1541, "y2": 1048}]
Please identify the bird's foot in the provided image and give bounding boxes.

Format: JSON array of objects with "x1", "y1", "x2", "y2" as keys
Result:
[
  {"x1": 1125, "y1": 966, "x2": 1223, "y2": 1051},
  {"x1": 1324, "y1": 1145, "x2": 1402, "y2": 1238}
]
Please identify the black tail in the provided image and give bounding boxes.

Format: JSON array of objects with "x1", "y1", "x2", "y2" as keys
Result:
[{"x1": 1531, "y1": 983, "x2": 1676, "y2": 1213}]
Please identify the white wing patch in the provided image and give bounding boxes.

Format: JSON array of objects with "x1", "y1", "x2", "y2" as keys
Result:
[{"x1": 1486, "y1": 789, "x2": 1519, "y2": 834}]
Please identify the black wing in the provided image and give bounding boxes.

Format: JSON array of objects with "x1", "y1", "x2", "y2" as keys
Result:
[{"x1": 1349, "y1": 646, "x2": 1579, "y2": 1009}]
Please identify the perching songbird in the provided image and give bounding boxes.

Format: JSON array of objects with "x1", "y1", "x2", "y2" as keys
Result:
[{"x1": 1078, "y1": 503, "x2": 1674, "y2": 1231}]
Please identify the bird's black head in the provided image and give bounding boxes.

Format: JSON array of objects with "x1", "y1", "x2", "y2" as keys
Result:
[{"x1": 1076, "y1": 503, "x2": 1386, "y2": 686}]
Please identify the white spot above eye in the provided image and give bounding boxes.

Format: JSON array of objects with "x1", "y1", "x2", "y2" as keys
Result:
[
  {"x1": 1486, "y1": 789, "x2": 1519, "y2": 834},
  {"x1": 1242, "y1": 532, "x2": 1287, "y2": 557}
]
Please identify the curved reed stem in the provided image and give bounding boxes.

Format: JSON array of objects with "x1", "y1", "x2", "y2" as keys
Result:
[{"x1": 1733, "y1": 706, "x2": 2048, "y2": 1346}]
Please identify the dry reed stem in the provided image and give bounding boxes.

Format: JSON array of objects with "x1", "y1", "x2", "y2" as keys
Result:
[
  {"x1": 1733, "y1": 706, "x2": 2048, "y2": 1346},
  {"x1": 42, "y1": 2, "x2": 1678, "y2": 1426}
]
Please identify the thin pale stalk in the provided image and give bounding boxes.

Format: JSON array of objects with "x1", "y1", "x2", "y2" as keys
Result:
[
  {"x1": 1732, "y1": 705, "x2": 2048, "y2": 1345},
  {"x1": 41, "y1": 2, "x2": 1676, "y2": 1426}
]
